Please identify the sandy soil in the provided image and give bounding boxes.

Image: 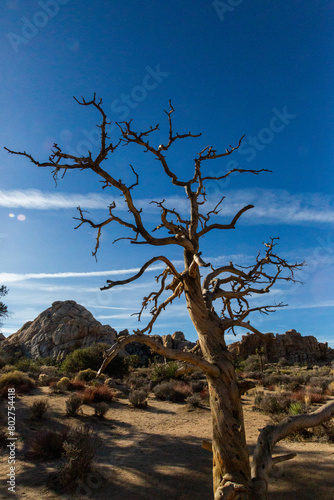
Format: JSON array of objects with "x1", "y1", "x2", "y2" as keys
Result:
[{"x1": 1, "y1": 387, "x2": 333, "y2": 499}]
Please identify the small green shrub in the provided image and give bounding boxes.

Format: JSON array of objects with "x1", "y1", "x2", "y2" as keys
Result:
[
  {"x1": 30, "y1": 398, "x2": 49, "y2": 420},
  {"x1": 57, "y1": 377, "x2": 72, "y2": 391},
  {"x1": 61, "y1": 344, "x2": 129, "y2": 378},
  {"x1": 128, "y1": 389, "x2": 149, "y2": 408},
  {"x1": 0, "y1": 370, "x2": 35, "y2": 395},
  {"x1": 76, "y1": 369, "x2": 98, "y2": 382},
  {"x1": 150, "y1": 362, "x2": 179, "y2": 382},
  {"x1": 289, "y1": 402, "x2": 304, "y2": 415},
  {"x1": 94, "y1": 402, "x2": 110, "y2": 418},
  {"x1": 65, "y1": 394, "x2": 82, "y2": 417}
]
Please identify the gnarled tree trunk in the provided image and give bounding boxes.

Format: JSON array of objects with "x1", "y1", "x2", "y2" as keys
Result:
[{"x1": 184, "y1": 273, "x2": 254, "y2": 499}]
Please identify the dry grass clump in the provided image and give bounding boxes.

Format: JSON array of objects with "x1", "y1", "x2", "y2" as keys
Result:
[
  {"x1": 29, "y1": 398, "x2": 49, "y2": 420},
  {"x1": 81, "y1": 385, "x2": 116, "y2": 404}
]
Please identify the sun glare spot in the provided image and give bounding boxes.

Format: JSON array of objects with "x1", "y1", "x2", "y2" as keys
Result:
[{"x1": 17, "y1": 214, "x2": 26, "y2": 221}]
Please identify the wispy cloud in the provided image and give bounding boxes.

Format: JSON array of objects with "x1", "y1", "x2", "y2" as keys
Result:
[
  {"x1": 1, "y1": 188, "x2": 333, "y2": 224},
  {"x1": 0, "y1": 189, "x2": 114, "y2": 210},
  {"x1": 0, "y1": 265, "x2": 164, "y2": 283}
]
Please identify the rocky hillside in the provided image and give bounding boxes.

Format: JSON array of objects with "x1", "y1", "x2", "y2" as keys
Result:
[
  {"x1": 1, "y1": 300, "x2": 117, "y2": 361},
  {"x1": 228, "y1": 329, "x2": 334, "y2": 364}
]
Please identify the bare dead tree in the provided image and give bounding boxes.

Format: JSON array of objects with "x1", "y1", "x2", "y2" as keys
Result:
[{"x1": 6, "y1": 96, "x2": 333, "y2": 499}]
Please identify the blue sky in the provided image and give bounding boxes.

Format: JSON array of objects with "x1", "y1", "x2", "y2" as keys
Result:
[{"x1": 0, "y1": 0, "x2": 333, "y2": 347}]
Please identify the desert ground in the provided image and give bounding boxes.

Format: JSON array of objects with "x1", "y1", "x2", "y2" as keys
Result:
[{"x1": 0, "y1": 387, "x2": 333, "y2": 500}]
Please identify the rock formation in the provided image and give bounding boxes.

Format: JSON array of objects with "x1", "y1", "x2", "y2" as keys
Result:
[
  {"x1": 228, "y1": 329, "x2": 334, "y2": 364},
  {"x1": 1, "y1": 300, "x2": 117, "y2": 361}
]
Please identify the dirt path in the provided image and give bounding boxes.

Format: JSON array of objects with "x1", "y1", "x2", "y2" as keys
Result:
[{"x1": 0, "y1": 389, "x2": 333, "y2": 499}]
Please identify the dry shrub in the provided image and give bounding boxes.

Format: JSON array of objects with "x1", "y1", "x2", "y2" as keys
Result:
[
  {"x1": 292, "y1": 389, "x2": 326, "y2": 405},
  {"x1": 65, "y1": 394, "x2": 83, "y2": 417},
  {"x1": 186, "y1": 393, "x2": 202, "y2": 409},
  {"x1": 128, "y1": 388, "x2": 149, "y2": 408},
  {"x1": 26, "y1": 428, "x2": 69, "y2": 459},
  {"x1": 154, "y1": 381, "x2": 192, "y2": 403},
  {"x1": 30, "y1": 398, "x2": 49, "y2": 420},
  {"x1": 94, "y1": 402, "x2": 110, "y2": 418},
  {"x1": 81, "y1": 385, "x2": 116, "y2": 404},
  {"x1": 0, "y1": 370, "x2": 35, "y2": 396},
  {"x1": 328, "y1": 381, "x2": 334, "y2": 395},
  {"x1": 69, "y1": 379, "x2": 86, "y2": 391},
  {"x1": 253, "y1": 391, "x2": 292, "y2": 414},
  {"x1": 58, "y1": 425, "x2": 99, "y2": 488}
]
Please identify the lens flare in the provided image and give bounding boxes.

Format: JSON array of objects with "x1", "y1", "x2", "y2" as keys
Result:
[
  {"x1": 8, "y1": 213, "x2": 15, "y2": 218},
  {"x1": 17, "y1": 214, "x2": 26, "y2": 221}
]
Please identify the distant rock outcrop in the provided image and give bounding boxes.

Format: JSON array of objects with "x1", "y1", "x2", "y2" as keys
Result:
[
  {"x1": 228, "y1": 329, "x2": 334, "y2": 364},
  {"x1": 2, "y1": 300, "x2": 117, "y2": 361}
]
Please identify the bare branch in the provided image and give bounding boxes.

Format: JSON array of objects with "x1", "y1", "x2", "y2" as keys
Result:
[
  {"x1": 101, "y1": 255, "x2": 181, "y2": 291},
  {"x1": 198, "y1": 204, "x2": 254, "y2": 238},
  {"x1": 252, "y1": 400, "x2": 334, "y2": 499},
  {"x1": 97, "y1": 333, "x2": 220, "y2": 378}
]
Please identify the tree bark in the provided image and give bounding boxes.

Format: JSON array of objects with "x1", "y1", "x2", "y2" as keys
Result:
[{"x1": 183, "y1": 274, "x2": 254, "y2": 499}]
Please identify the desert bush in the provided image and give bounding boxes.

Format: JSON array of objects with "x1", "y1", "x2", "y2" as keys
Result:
[
  {"x1": 94, "y1": 402, "x2": 110, "y2": 418},
  {"x1": 154, "y1": 381, "x2": 192, "y2": 403},
  {"x1": 328, "y1": 381, "x2": 334, "y2": 395},
  {"x1": 40, "y1": 365, "x2": 58, "y2": 377},
  {"x1": 308, "y1": 376, "x2": 332, "y2": 392},
  {"x1": 81, "y1": 385, "x2": 116, "y2": 404},
  {"x1": 1, "y1": 364, "x2": 16, "y2": 373},
  {"x1": 150, "y1": 361, "x2": 179, "y2": 382},
  {"x1": 38, "y1": 373, "x2": 50, "y2": 386},
  {"x1": 277, "y1": 357, "x2": 291, "y2": 367},
  {"x1": 58, "y1": 425, "x2": 99, "y2": 488},
  {"x1": 128, "y1": 388, "x2": 149, "y2": 408},
  {"x1": 57, "y1": 377, "x2": 72, "y2": 391},
  {"x1": 14, "y1": 357, "x2": 41, "y2": 374},
  {"x1": 61, "y1": 344, "x2": 129, "y2": 378},
  {"x1": 26, "y1": 428, "x2": 69, "y2": 459},
  {"x1": 69, "y1": 379, "x2": 86, "y2": 391},
  {"x1": 30, "y1": 398, "x2": 49, "y2": 420},
  {"x1": 126, "y1": 372, "x2": 150, "y2": 390},
  {"x1": 127, "y1": 354, "x2": 142, "y2": 368},
  {"x1": 76, "y1": 368, "x2": 98, "y2": 382},
  {"x1": 253, "y1": 391, "x2": 292, "y2": 414},
  {"x1": 0, "y1": 370, "x2": 35, "y2": 395},
  {"x1": 65, "y1": 394, "x2": 82, "y2": 417},
  {"x1": 186, "y1": 393, "x2": 202, "y2": 408},
  {"x1": 243, "y1": 355, "x2": 260, "y2": 373}
]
